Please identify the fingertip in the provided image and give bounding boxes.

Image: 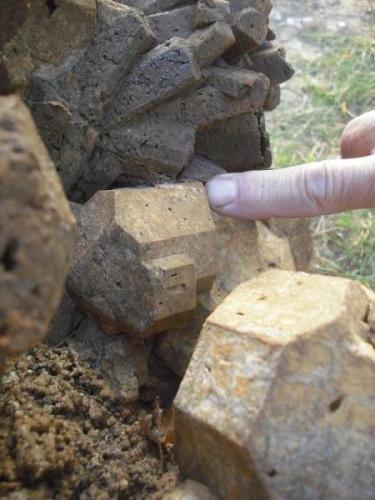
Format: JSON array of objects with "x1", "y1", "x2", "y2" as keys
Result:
[
  {"x1": 340, "y1": 110, "x2": 375, "y2": 158},
  {"x1": 205, "y1": 175, "x2": 238, "y2": 210}
]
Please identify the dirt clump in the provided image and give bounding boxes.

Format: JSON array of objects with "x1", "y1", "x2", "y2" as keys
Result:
[{"x1": 0, "y1": 345, "x2": 178, "y2": 499}]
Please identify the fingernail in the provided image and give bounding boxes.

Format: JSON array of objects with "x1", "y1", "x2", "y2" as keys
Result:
[{"x1": 206, "y1": 178, "x2": 237, "y2": 208}]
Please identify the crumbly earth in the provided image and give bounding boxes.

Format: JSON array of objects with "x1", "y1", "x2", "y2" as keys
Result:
[{"x1": 0, "y1": 345, "x2": 178, "y2": 499}]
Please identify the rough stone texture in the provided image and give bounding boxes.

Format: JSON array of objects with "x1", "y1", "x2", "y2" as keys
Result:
[
  {"x1": 119, "y1": 0, "x2": 189, "y2": 15},
  {"x1": 178, "y1": 155, "x2": 226, "y2": 183},
  {"x1": 0, "y1": 0, "x2": 97, "y2": 95},
  {"x1": 68, "y1": 316, "x2": 151, "y2": 402},
  {"x1": 175, "y1": 270, "x2": 375, "y2": 500},
  {"x1": 230, "y1": 0, "x2": 273, "y2": 17},
  {"x1": 148, "y1": 6, "x2": 196, "y2": 44},
  {"x1": 195, "y1": 0, "x2": 231, "y2": 28},
  {"x1": 243, "y1": 42, "x2": 295, "y2": 85},
  {"x1": 105, "y1": 39, "x2": 202, "y2": 125},
  {"x1": 163, "y1": 76, "x2": 270, "y2": 132},
  {"x1": 46, "y1": 292, "x2": 83, "y2": 347},
  {"x1": 222, "y1": 0, "x2": 272, "y2": 62},
  {"x1": 201, "y1": 216, "x2": 295, "y2": 310},
  {"x1": 163, "y1": 479, "x2": 217, "y2": 500},
  {"x1": 156, "y1": 216, "x2": 301, "y2": 377},
  {"x1": 232, "y1": 7, "x2": 268, "y2": 51},
  {"x1": 74, "y1": 0, "x2": 156, "y2": 122},
  {"x1": 263, "y1": 84, "x2": 281, "y2": 110},
  {"x1": 203, "y1": 65, "x2": 268, "y2": 98},
  {"x1": 105, "y1": 119, "x2": 196, "y2": 173},
  {"x1": 268, "y1": 218, "x2": 313, "y2": 272},
  {"x1": 0, "y1": 95, "x2": 75, "y2": 356},
  {"x1": 25, "y1": 0, "x2": 156, "y2": 196},
  {"x1": 2, "y1": 0, "x2": 293, "y2": 201},
  {"x1": 74, "y1": 118, "x2": 196, "y2": 198},
  {"x1": 196, "y1": 112, "x2": 272, "y2": 171},
  {"x1": 155, "y1": 302, "x2": 210, "y2": 378},
  {"x1": 46, "y1": 292, "x2": 151, "y2": 402},
  {"x1": 67, "y1": 183, "x2": 217, "y2": 337},
  {"x1": 142, "y1": 353, "x2": 181, "y2": 407},
  {"x1": 183, "y1": 22, "x2": 236, "y2": 67}
]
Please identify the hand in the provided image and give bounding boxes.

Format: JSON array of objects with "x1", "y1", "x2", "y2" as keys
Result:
[{"x1": 206, "y1": 110, "x2": 375, "y2": 219}]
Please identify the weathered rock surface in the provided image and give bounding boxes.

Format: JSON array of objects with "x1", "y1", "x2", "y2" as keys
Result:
[
  {"x1": 203, "y1": 65, "x2": 268, "y2": 98},
  {"x1": 24, "y1": 0, "x2": 156, "y2": 196},
  {"x1": 67, "y1": 183, "x2": 217, "y2": 337},
  {"x1": 168, "y1": 78, "x2": 269, "y2": 131},
  {"x1": 46, "y1": 292, "x2": 83, "y2": 347},
  {"x1": 46, "y1": 292, "x2": 151, "y2": 401},
  {"x1": 196, "y1": 112, "x2": 272, "y2": 171},
  {"x1": 155, "y1": 302, "x2": 210, "y2": 378},
  {"x1": 142, "y1": 353, "x2": 180, "y2": 407},
  {"x1": 178, "y1": 155, "x2": 226, "y2": 183},
  {"x1": 232, "y1": 7, "x2": 268, "y2": 51},
  {"x1": 156, "y1": 216, "x2": 300, "y2": 377},
  {"x1": 68, "y1": 316, "x2": 151, "y2": 402},
  {"x1": 175, "y1": 270, "x2": 375, "y2": 500},
  {"x1": 119, "y1": 0, "x2": 189, "y2": 15},
  {"x1": 72, "y1": 117, "x2": 197, "y2": 198},
  {"x1": 268, "y1": 218, "x2": 313, "y2": 271},
  {"x1": 105, "y1": 38, "x2": 201, "y2": 125},
  {"x1": 74, "y1": 0, "x2": 156, "y2": 122},
  {"x1": 148, "y1": 6, "x2": 196, "y2": 44},
  {"x1": 223, "y1": 0, "x2": 272, "y2": 62},
  {"x1": 184, "y1": 22, "x2": 236, "y2": 67},
  {"x1": 201, "y1": 216, "x2": 295, "y2": 310},
  {"x1": 195, "y1": 0, "x2": 231, "y2": 28},
  {"x1": 104, "y1": 119, "x2": 196, "y2": 174},
  {"x1": 263, "y1": 84, "x2": 280, "y2": 111},
  {"x1": 1, "y1": 0, "x2": 293, "y2": 201},
  {"x1": 163, "y1": 479, "x2": 217, "y2": 500},
  {"x1": 0, "y1": 0, "x2": 97, "y2": 95},
  {"x1": 230, "y1": 0, "x2": 273, "y2": 18},
  {"x1": 244, "y1": 42, "x2": 295, "y2": 84},
  {"x1": 0, "y1": 95, "x2": 75, "y2": 356}
]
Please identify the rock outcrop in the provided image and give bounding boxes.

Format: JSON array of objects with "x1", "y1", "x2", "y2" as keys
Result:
[
  {"x1": 47, "y1": 292, "x2": 152, "y2": 402},
  {"x1": 0, "y1": 95, "x2": 75, "y2": 356},
  {"x1": 175, "y1": 270, "x2": 375, "y2": 499},
  {"x1": 67, "y1": 183, "x2": 217, "y2": 337},
  {"x1": 155, "y1": 216, "x2": 306, "y2": 377},
  {"x1": 1, "y1": 0, "x2": 293, "y2": 202},
  {"x1": 0, "y1": 0, "x2": 300, "y2": 363}
]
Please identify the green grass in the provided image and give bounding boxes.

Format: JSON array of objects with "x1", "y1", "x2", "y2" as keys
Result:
[
  {"x1": 313, "y1": 210, "x2": 375, "y2": 289},
  {"x1": 269, "y1": 29, "x2": 375, "y2": 288}
]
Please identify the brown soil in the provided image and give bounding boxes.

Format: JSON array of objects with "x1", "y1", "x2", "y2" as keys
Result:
[{"x1": 0, "y1": 345, "x2": 178, "y2": 499}]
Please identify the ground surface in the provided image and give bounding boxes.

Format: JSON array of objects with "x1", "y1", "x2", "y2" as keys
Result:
[
  {"x1": 269, "y1": 0, "x2": 375, "y2": 288},
  {"x1": 0, "y1": 346, "x2": 178, "y2": 500}
]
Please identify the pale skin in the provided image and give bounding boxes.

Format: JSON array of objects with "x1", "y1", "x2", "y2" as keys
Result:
[{"x1": 206, "y1": 110, "x2": 375, "y2": 219}]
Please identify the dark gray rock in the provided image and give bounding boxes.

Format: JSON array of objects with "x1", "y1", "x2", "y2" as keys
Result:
[
  {"x1": 2, "y1": 0, "x2": 293, "y2": 202},
  {"x1": 196, "y1": 112, "x2": 272, "y2": 171}
]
